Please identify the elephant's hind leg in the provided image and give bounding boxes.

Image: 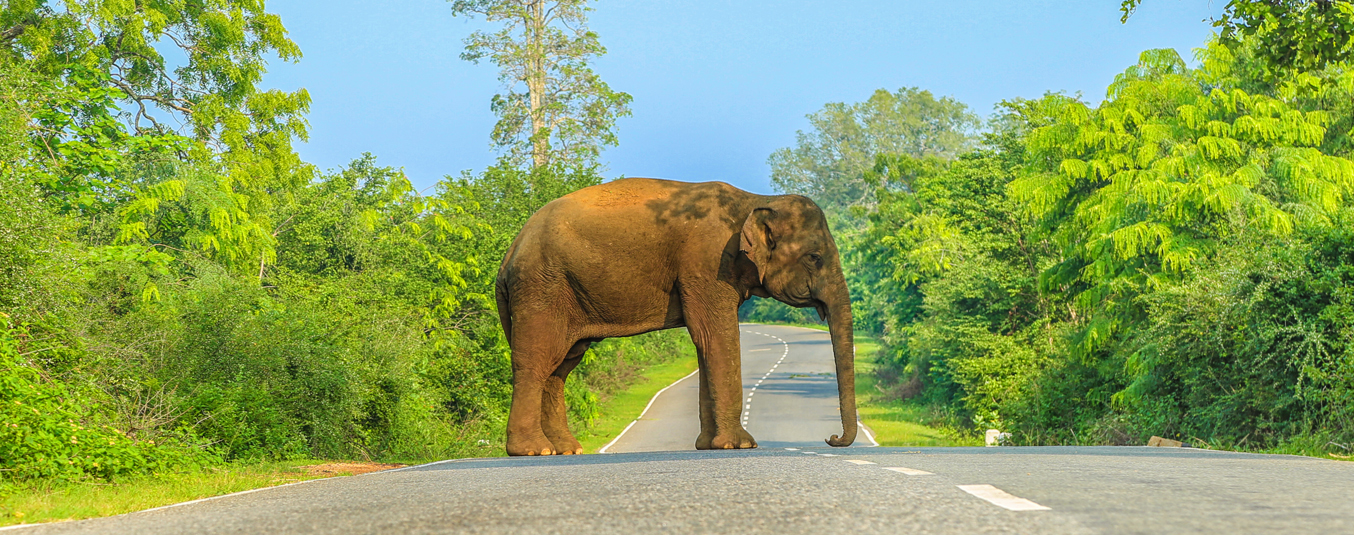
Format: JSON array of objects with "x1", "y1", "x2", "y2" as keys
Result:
[
  {"x1": 541, "y1": 340, "x2": 592, "y2": 455},
  {"x1": 506, "y1": 321, "x2": 570, "y2": 456}
]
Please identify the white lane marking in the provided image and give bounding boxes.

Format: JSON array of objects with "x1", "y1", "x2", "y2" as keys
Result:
[
  {"x1": 859, "y1": 420, "x2": 880, "y2": 447},
  {"x1": 749, "y1": 348, "x2": 773, "y2": 352},
  {"x1": 819, "y1": 453, "x2": 839, "y2": 457},
  {"x1": 745, "y1": 328, "x2": 878, "y2": 449},
  {"x1": 0, "y1": 455, "x2": 437, "y2": 532},
  {"x1": 741, "y1": 329, "x2": 790, "y2": 431},
  {"x1": 957, "y1": 485, "x2": 1051, "y2": 511},
  {"x1": 884, "y1": 467, "x2": 933, "y2": 476},
  {"x1": 844, "y1": 459, "x2": 876, "y2": 465},
  {"x1": 599, "y1": 367, "x2": 701, "y2": 453},
  {"x1": 785, "y1": 447, "x2": 799, "y2": 451},
  {"x1": 384, "y1": 458, "x2": 460, "y2": 473},
  {"x1": 802, "y1": 451, "x2": 818, "y2": 455}
]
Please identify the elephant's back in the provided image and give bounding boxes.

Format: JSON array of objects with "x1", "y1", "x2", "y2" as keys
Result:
[
  {"x1": 505, "y1": 177, "x2": 753, "y2": 275},
  {"x1": 551, "y1": 178, "x2": 754, "y2": 229}
]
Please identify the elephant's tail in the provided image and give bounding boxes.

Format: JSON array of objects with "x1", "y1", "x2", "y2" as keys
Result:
[
  {"x1": 495, "y1": 270, "x2": 512, "y2": 344},
  {"x1": 495, "y1": 239, "x2": 516, "y2": 345}
]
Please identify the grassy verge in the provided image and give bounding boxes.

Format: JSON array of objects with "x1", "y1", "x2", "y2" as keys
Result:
[
  {"x1": 854, "y1": 337, "x2": 980, "y2": 447},
  {"x1": 0, "y1": 461, "x2": 402, "y2": 528},
  {"x1": 577, "y1": 354, "x2": 699, "y2": 453}
]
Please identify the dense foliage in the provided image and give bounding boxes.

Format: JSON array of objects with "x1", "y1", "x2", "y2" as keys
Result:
[
  {"x1": 8, "y1": 0, "x2": 1352, "y2": 494},
  {"x1": 758, "y1": 32, "x2": 1354, "y2": 451},
  {"x1": 0, "y1": 0, "x2": 686, "y2": 490}
]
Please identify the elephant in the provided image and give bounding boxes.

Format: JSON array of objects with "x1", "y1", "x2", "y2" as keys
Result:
[{"x1": 494, "y1": 177, "x2": 857, "y2": 456}]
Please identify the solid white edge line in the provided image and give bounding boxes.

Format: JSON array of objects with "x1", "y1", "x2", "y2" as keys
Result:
[
  {"x1": 859, "y1": 420, "x2": 879, "y2": 447},
  {"x1": 957, "y1": 484, "x2": 1051, "y2": 511},
  {"x1": 0, "y1": 457, "x2": 471, "y2": 530},
  {"x1": 598, "y1": 367, "x2": 701, "y2": 454},
  {"x1": 0, "y1": 461, "x2": 427, "y2": 532}
]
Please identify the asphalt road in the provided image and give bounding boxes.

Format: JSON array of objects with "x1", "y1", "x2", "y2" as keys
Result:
[
  {"x1": 14, "y1": 324, "x2": 1354, "y2": 534},
  {"x1": 603, "y1": 323, "x2": 876, "y2": 452}
]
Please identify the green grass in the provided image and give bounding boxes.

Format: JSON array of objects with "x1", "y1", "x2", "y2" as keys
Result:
[
  {"x1": 0, "y1": 461, "x2": 351, "y2": 527},
  {"x1": 853, "y1": 337, "x2": 980, "y2": 447},
  {"x1": 577, "y1": 354, "x2": 700, "y2": 453}
]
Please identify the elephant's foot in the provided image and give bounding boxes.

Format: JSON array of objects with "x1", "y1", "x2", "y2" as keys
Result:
[
  {"x1": 506, "y1": 434, "x2": 556, "y2": 456},
  {"x1": 695, "y1": 431, "x2": 714, "y2": 450},
  {"x1": 709, "y1": 427, "x2": 758, "y2": 450},
  {"x1": 547, "y1": 433, "x2": 583, "y2": 455}
]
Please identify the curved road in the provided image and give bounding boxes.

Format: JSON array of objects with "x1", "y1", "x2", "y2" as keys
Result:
[
  {"x1": 13, "y1": 324, "x2": 1354, "y2": 534},
  {"x1": 603, "y1": 323, "x2": 875, "y2": 452}
]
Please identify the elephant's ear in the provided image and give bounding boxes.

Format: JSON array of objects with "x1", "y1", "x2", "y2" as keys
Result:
[{"x1": 741, "y1": 207, "x2": 776, "y2": 283}]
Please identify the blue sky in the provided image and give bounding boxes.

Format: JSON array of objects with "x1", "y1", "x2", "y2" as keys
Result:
[{"x1": 261, "y1": 1, "x2": 1225, "y2": 194}]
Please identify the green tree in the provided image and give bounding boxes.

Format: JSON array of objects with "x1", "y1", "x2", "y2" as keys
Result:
[
  {"x1": 1009, "y1": 45, "x2": 1354, "y2": 357},
  {"x1": 768, "y1": 87, "x2": 980, "y2": 215},
  {"x1": 449, "y1": 0, "x2": 632, "y2": 172},
  {"x1": 3, "y1": 0, "x2": 311, "y2": 279},
  {"x1": 1121, "y1": 0, "x2": 1354, "y2": 76}
]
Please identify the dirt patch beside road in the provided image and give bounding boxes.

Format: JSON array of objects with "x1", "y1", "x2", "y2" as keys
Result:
[{"x1": 297, "y1": 462, "x2": 406, "y2": 477}]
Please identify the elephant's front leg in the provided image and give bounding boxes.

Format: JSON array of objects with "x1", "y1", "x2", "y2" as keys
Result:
[
  {"x1": 695, "y1": 361, "x2": 715, "y2": 449},
  {"x1": 686, "y1": 306, "x2": 757, "y2": 450}
]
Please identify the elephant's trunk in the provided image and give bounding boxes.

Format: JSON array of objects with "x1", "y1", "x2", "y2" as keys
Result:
[{"x1": 821, "y1": 273, "x2": 857, "y2": 447}]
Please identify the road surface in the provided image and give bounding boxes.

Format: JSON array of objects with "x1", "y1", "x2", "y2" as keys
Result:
[
  {"x1": 13, "y1": 324, "x2": 1354, "y2": 534},
  {"x1": 602, "y1": 323, "x2": 875, "y2": 452}
]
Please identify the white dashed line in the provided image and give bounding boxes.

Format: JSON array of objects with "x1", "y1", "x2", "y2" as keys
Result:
[
  {"x1": 884, "y1": 467, "x2": 933, "y2": 476},
  {"x1": 957, "y1": 485, "x2": 1051, "y2": 511},
  {"x1": 844, "y1": 459, "x2": 876, "y2": 465},
  {"x1": 741, "y1": 329, "x2": 790, "y2": 430},
  {"x1": 785, "y1": 448, "x2": 799, "y2": 451}
]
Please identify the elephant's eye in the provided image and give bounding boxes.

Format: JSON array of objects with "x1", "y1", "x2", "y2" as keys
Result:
[{"x1": 806, "y1": 253, "x2": 822, "y2": 267}]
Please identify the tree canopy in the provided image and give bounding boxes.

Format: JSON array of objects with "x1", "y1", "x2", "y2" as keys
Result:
[
  {"x1": 768, "y1": 87, "x2": 979, "y2": 216},
  {"x1": 1122, "y1": 0, "x2": 1354, "y2": 76},
  {"x1": 450, "y1": 0, "x2": 632, "y2": 172}
]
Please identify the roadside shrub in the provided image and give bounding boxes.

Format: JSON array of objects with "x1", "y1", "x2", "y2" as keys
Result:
[
  {"x1": 0, "y1": 317, "x2": 207, "y2": 485},
  {"x1": 1121, "y1": 230, "x2": 1354, "y2": 448}
]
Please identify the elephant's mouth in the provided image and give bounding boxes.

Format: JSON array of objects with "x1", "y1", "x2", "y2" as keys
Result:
[{"x1": 785, "y1": 284, "x2": 813, "y2": 305}]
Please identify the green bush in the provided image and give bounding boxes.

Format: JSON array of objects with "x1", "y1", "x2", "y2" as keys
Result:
[
  {"x1": 1122, "y1": 230, "x2": 1354, "y2": 448},
  {"x1": 0, "y1": 317, "x2": 208, "y2": 485}
]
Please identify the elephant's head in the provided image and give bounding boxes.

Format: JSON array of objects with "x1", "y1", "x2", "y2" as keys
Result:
[{"x1": 740, "y1": 196, "x2": 857, "y2": 447}]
